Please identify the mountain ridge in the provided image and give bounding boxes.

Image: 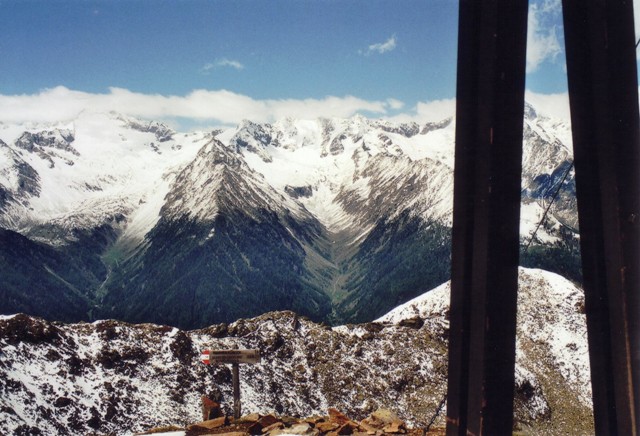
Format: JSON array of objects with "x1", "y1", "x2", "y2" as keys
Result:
[{"x1": 0, "y1": 106, "x2": 580, "y2": 327}]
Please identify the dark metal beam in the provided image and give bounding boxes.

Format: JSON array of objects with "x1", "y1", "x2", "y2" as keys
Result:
[
  {"x1": 562, "y1": 0, "x2": 640, "y2": 434},
  {"x1": 446, "y1": 0, "x2": 528, "y2": 434}
]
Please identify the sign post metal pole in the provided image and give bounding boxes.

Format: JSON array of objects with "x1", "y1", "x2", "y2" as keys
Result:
[{"x1": 232, "y1": 362, "x2": 241, "y2": 419}]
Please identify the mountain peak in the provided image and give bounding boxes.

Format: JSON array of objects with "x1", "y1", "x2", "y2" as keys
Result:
[{"x1": 524, "y1": 101, "x2": 538, "y2": 120}]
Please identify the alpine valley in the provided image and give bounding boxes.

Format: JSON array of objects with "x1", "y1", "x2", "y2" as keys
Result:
[{"x1": 0, "y1": 104, "x2": 580, "y2": 329}]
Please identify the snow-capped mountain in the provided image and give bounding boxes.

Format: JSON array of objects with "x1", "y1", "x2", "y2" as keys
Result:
[
  {"x1": 0, "y1": 268, "x2": 593, "y2": 435},
  {"x1": 0, "y1": 112, "x2": 208, "y2": 244},
  {"x1": 0, "y1": 105, "x2": 578, "y2": 328}
]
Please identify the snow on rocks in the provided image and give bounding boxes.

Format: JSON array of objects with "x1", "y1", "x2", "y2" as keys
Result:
[
  {"x1": 0, "y1": 268, "x2": 593, "y2": 435},
  {"x1": 377, "y1": 267, "x2": 593, "y2": 434},
  {"x1": 0, "y1": 311, "x2": 445, "y2": 435}
]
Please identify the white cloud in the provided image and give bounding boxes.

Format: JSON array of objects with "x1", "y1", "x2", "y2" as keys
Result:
[
  {"x1": 0, "y1": 86, "x2": 577, "y2": 132},
  {"x1": 414, "y1": 99, "x2": 457, "y2": 122},
  {"x1": 216, "y1": 58, "x2": 244, "y2": 70},
  {"x1": 384, "y1": 93, "x2": 570, "y2": 124},
  {"x1": 524, "y1": 90, "x2": 571, "y2": 120},
  {"x1": 200, "y1": 58, "x2": 244, "y2": 74},
  {"x1": 527, "y1": 0, "x2": 562, "y2": 73},
  {"x1": 363, "y1": 35, "x2": 397, "y2": 55},
  {"x1": 385, "y1": 98, "x2": 456, "y2": 124},
  {"x1": 0, "y1": 86, "x2": 389, "y2": 126},
  {"x1": 201, "y1": 63, "x2": 216, "y2": 74},
  {"x1": 386, "y1": 98, "x2": 405, "y2": 110}
]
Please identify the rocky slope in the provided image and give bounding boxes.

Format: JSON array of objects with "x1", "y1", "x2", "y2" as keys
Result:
[{"x1": 0, "y1": 268, "x2": 593, "y2": 435}]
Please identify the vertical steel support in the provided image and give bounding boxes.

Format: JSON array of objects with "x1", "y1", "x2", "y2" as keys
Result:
[
  {"x1": 446, "y1": 0, "x2": 528, "y2": 434},
  {"x1": 562, "y1": 0, "x2": 640, "y2": 434}
]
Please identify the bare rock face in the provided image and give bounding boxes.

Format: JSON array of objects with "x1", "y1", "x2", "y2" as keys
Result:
[{"x1": 14, "y1": 129, "x2": 78, "y2": 169}]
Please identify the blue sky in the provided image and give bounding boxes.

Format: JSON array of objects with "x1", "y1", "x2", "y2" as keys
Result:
[{"x1": 0, "y1": 0, "x2": 584, "y2": 127}]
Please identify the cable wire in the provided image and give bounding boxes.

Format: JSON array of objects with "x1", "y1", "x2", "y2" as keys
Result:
[{"x1": 523, "y1": 161, "x2": 575, "y2": 252}]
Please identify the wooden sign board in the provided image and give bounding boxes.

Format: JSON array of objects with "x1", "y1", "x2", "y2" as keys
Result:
[
  {"x1": 200, "y1": 348, "x2": 260, "y2": 419},
  {"x1": 202, "y1": 349, "x2": 261, "y2": 365}
]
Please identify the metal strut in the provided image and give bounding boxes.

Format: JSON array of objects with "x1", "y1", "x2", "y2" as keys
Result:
[
  {"x1": 446, "y1": 0, "x2": 640, "y2": 434},
  {"x1": 562, "y1": 0, "x2": 640, "y2": 434},
  {"x1": 446, "y1": 0, "x2": 528, "y2": 434}
]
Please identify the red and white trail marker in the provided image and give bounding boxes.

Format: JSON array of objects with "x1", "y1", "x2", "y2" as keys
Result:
[{"x1": 200, "y1": 349, "x2": 211, "y2": 365}]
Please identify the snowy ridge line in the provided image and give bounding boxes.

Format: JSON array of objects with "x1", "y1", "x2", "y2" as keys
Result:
[{"x1": 0, "y1": 106, "x2": 573, "y2": 245}]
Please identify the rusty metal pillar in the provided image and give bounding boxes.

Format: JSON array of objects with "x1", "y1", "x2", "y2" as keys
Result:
[
  {"x1": 445, "y1": 0, "x2": 528, "y2": 434},
  {"x1": 562, "y1": 0, "x2": 640, "y2": 434}
]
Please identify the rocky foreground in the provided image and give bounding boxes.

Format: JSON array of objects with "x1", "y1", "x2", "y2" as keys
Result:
[
  {"x1": 137, "y1": 408, "x2": 444, "y2": 436},
  {"x1": 0, "y1": 268, "x2": 593, "y2": 435}
]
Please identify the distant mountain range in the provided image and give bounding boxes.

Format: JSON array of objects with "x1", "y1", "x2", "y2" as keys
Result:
[{"x1": 0, "y1": 105, "x2": 580, "y2": 328}]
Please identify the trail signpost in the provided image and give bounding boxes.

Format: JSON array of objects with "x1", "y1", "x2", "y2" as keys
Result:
[{"x1": 201, "y1": 348, "x2": 260, "y2": 419}]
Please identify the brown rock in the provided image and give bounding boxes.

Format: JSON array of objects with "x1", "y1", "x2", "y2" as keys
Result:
[
  {"x1": 187, "y1": 416, "x2": 228, "y2": 431},
  {"x1": 362, "y1": 409, "x2": 404, "y2": 431},
  {"x1": 213, "y1": 432, "x2": 250, "y2": 436},
  {"x1": 304, "y1": 415, "x2": 326, "y2": 424},
  {"x1": 247, "y1": 421, "x2": 264, "y2": 434},
  {"x1": 398, "y1": 316, "x2": 424, "y2": 329},
  {"x1": 261, "y1": 421, "x2": 285, "y2": 433},
  {"x1": 242, "y1": 413, "x2": 261, "y2": 423},
  {"x1": 201, "y1": 396, "x2": 223, "y2": 421},
  {"x1": 382, "y1": 421, "x2": 406, "y2": 434},
  {"x1": 281, "y1": 416, "x2": 301, "y2": 426},
  {"x1": 336, "y1": 423, "x2": 354, "y2": 435},
  {"x1": 328, "y1": 408, "x2": 351, "y2": 426},
  {"x1": 258, "y1": 414, "x2": 281, "y2": 428},
  {"x1": 357, "y1": 420, "x2": 379, "y2": 434},
  {"x1": 316, "y1": 421, "x2": 340, "y2": 433},
  {"x1": 327, "y1": 421, "x2": 362, "y2": 436},
  {"x1": 284, "y1": 423, "x2": 315, "y2": 434},
  {"x1": 370, "y1": 409, "x2": 401, "y2": 425}
]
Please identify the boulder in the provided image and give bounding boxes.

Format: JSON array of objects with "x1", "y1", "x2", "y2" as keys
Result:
[
  {"x1": 201, "y1": 395, "x2": 223, "y2": 421},
  {"x1": 316, "y1": 421, "x2": 340, "y2": 433},
  {"x1": 328, "y1": 408, "x2": 351, "y2": 426},
  {"x1": 398, "y1": 317, "x2": 424, "y2": 329},
  {"x1": 187, "y1": 416, "x2": 228, "y2": 431},
  {"x1": 258, "y1": 414, "x2": 281, "y2": 428},
  {"x1": 261, "y1": 421, "x2": 285, "y2": 433},
  {"x1": 242, "y1": 413, "x2": 261, "y2": 423},
  {"x1": 382, "y1": 421, "x2": 406, "y2": 434},
  {"x1": 283, "y1": 422, "x2": 316, "y2": 434},
  {"x1": 361, "y1": 409, "x2": 406, "y2": 434}
]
